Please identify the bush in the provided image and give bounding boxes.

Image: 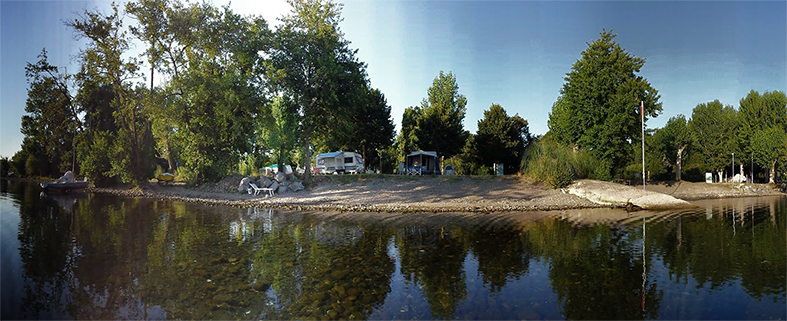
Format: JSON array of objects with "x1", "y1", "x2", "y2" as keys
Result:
[{"x1": 520, "y1": 136, "x2": 606, "y2": 189}]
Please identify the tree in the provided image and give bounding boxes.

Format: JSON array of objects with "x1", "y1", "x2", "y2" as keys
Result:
[
  {"x1": 263, "y1": 95, "x2": 300, "y2": 170},
  {"x1": 474, "y1": 103, "x2": 531, "y2": 174},
  {"x1": 751, "y1": 127, "x2": 787, "y2": 183},
  {"x1": 18, "y1": 49, "x2": 78, "y2": 177},
  {"x1": 346, "y1": 87, "x2": 395, "y2": 170},
  {"x1": 547, "y1": 29, "x2": 662, "y2": 177},
  {"x1": 737, "y1": 90, "x2": 787, "y2": 180},
  {"x1": 415, "y1": 71, "x2": 469, "y2": 159},
  {"x1": 689, "y1": 100, "x2": 738, "y2": 181},
  {"x1": 653, "y1": 115, "x2": 692, "y2": 181},
  {"x1": 396, "y1": 106, "x2": 421, "y2": 162},
  {"x1": 266, "y1": 0, "x2": 366, "y2": 179},
  {"x1": 67, "y1": 4, "x2": 155, "y2": 184}
]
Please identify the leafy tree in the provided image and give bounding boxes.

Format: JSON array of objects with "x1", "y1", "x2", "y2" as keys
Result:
[
  {"x1": 263, "y1": 95, "x2": 300, "y2": 170},
  {"x1": 689, "y1": 100, "x2": 739, "y2": 181},
  {"x1": 18, "y1": 49, "x2": 78, "y2": 177},
  {"x1": 67, "y1": 4, "x2": 155, "y2": 184},
  {"x1": 415, "y1": 71, "x2": 469, "y2": 159},
  {"x1": 737, "y1": 90, "x2": 787, "y2": 179},
  {"x1": 547, "y1": 29, "x2": 662, "y2": 177},
  {"x1": 396, "y1": 106, "x2": 421, "y2": 162},
  {"x1": 653, "y1": 115, "x2": 692, "y2": 181},
  {"x1": 751, "y1": 127, "x2": 787, "y2": 183},
  {"x1": 349, "y1": 88, "x2": 395, "y2": 170},
  {"x1": 266, "y1": 0, "x2": 366, "y2": 178},
  {"x1": 474, "y1": 103, "x2": 530, "y2": 174}
]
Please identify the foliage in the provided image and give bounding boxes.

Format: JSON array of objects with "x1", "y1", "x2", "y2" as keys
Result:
[
  {"x1": 520, "y1": 135, "x2": 607, "y2": 188},
  {"x1": 0, "y1": 157, "x2": 9, "y2": 177},
  {"x1": 688, "y1": 100, "x2": 739, "y2": 175},
  {"x1": 737, "y1": 90, "x2": 787, "y2": 181},
  {"x1": 750, "y1": 126, "x2": 787, "y2": 183},
  {"x1": 652, "y1": 115, "x2": 692, "y2": 180},
  {"x1": 68, "y1": 3, "x2": 156, "y2": 185},
  {"x1": 474, "y1": 103, "x2": 531, "y2": 174},
  {"x1": 399, "y1": 71, "x2": 470, "y2": 158},
  {"x1": 547, "y1": 29, "x2": 662, "y2": 178},
  {"x1": 266, "y1": 0, "x2": 366, "y2": 178}
]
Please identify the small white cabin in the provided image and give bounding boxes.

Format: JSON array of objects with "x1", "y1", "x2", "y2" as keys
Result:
[{"x1": 315, "y1": 151, "x2": 364, "y2": 174}]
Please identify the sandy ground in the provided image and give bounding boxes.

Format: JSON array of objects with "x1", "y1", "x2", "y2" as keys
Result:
[{"x1": 83, "y1": 175, "x2": 785, "y2": 213}]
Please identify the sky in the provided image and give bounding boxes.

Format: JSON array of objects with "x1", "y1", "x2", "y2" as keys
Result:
[{"x1": 1, "y1": 0, "x2": 785, "y2": 159}]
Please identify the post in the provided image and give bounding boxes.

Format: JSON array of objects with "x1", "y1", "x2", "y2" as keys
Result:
[
  {"x1": 641, "y1": 101, "x2": 645, "y2": 190},
  {"x1": 732, "y1": 153, "x2": 734, "y2": 182}
]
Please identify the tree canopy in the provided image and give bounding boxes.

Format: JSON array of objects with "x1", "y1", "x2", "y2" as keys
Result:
[
  {"x1": 689, "y1": 100, "x2": 739, "y2": 176},
  {"x1": 474, "y1": 104, "x2": 530, "y2": 174},
  {"x1": 548, "y1": 29, "x2": 662, "y2": 177}
]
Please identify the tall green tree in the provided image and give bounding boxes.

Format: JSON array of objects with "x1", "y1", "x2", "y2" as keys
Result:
[
  {"x1": 751, "y1": 127, "x2": 787, "y2": 183},
  {"x1": 18, "y1": 49, "x2": 78, "y2": 177},
  {"x1": 737, "y1": 90, "x2": 787, "y2": 180},
  {"x1": 653, "y1": 115, "x2": 692, "y2": 181},
  {"x1": 263, "y1": 95, "x2": 300, "y2": 170},
  {"x1": 266, "y1": 0, "x2": 366, "y2": 178},
  {"x1": 346, "y1": 87, "x2": 395, "y2": 170},
  {"x1": 67, "y1": 4, "x2": 155, "y2": 184},
  {"x1": 547, "y1": 29, "x2": 662, "y2": 177},
  {"x1": 474, "y1": 104, "x2": 530, "y2": 174},
  {"x1": 689, "y1": 100, "x2": 739, "y2": 181},
  {"x1": 396, "y1": 106, "x2": 421, "y2": 162},
  {"x1": 415, "y1": 71, "x2": 469, "y2": 159}
]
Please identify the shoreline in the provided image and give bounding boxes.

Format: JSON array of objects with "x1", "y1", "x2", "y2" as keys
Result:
[{"x1": 6, "y1": 176, "x2": 784, "y2": 213}]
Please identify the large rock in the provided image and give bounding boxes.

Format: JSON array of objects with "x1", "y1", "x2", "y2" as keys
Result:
[
  {"x1": 274, "y1": 171, "x2": 287, "y2": 183},
  {"x1": 259, "y1": 177, "x2": 273, "y2": 188},
  {"x1": 289, "y1": 181, "x2": 304, "y2": 192},
  {"x1": 269, "y1": 181, "x2": 279, "y2": 192},
  {"x1": 238, "y1": 177, "x2": 252, "y2": 192},
  {"x1": 567, "y1": 180, "x2": 694, "y2": 210},
  {"x1": 277, "y1": 185, "x2": 288, "y2": 194}
]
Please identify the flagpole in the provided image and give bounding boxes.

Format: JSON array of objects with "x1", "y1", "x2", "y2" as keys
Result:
[{"x1": 641, "y1": 101, "x2": 645, "y2": 190}]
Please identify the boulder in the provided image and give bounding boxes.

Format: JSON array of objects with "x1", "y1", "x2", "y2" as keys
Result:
[
  {"x1": 269, "y1": 181, "x2": 279, "y2": 192},
  {"x1": 289, "y1": 181, "x2": 305, "y2": 192},
  {"x1": 274, "y1": 171, "x2": 287, "y2": 183},
  {"x1": 238, "y1": 177, "x2": 252, "y2": 192},
  {"x1": 260, "y1": 177, "x2": 273, "y2": 188},
  {"x1": 277, "y1": 185, "x2": 288, "y2": 194}
]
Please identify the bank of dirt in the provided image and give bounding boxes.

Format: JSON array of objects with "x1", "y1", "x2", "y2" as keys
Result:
[{"x1": 83, "y1": 175, "x2": 785, "y2": 213}]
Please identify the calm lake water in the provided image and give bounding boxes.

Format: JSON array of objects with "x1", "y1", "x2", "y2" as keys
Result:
[{"x1": 1, "y1": 180, "x2": 785, "y2": 320}]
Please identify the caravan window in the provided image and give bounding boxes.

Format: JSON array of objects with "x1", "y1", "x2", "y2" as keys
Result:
[
  {"x1": 317, "y1": 158, "x2": 326, "y2": 166},
  {"x1": 344, "y1": 157, "x2": 353, "y2": 164}
]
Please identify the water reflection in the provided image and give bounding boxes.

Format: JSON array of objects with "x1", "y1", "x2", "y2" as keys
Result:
[{"x1": 0, "y1": 180, "x2": 784, "y2": 320}]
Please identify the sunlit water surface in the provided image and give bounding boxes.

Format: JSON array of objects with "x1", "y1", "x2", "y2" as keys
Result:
[{"x1": 1, "y1": 180, "x2": 784, "y2": 320}]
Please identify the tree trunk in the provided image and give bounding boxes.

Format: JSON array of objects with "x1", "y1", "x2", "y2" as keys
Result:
[
  {"x1": 304, "y1": 127, "x2": 311, "y2": 179},
  {"x1": 770, "y1": 160, "x2": 776, "y2": 183},
  {"x1": 717, "y1": 171, "x2": 723, "y2": 183},
  {"x1": 166, "y1": 137, "x2": 175, "y2": 173},
  {"x1": 676, "y1": 145, "x2": 685, "y2": 181}
]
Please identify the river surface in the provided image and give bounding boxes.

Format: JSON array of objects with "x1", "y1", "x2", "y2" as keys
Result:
[{"x1": 1, "y1": 180, "x2": 785, "y2": 320}]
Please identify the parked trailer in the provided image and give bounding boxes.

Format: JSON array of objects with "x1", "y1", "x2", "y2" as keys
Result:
[{"x1": 315, "y1": 151, "x2": 364, "y2": 174}]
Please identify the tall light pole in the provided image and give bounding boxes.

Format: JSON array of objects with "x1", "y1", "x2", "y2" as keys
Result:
[{"x1": 641, "y1": 101, "x2": 645, "y2": 190}]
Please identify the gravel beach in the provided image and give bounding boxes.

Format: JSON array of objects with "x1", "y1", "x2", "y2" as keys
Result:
[{"x1": 83, "y1": 175, "x2": 786, "y2": 213}]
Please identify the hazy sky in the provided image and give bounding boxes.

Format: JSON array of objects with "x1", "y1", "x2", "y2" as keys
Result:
[{"x1": 1, "y1": 0, "x2": 785, "y2": 159}]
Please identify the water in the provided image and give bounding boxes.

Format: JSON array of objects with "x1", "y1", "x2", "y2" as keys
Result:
[{"x1": 1, "y1": 180, "x2": 785, "y2": 320}]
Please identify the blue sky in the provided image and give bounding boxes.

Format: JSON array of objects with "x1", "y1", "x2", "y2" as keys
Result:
[{"x1": 1, "y1": 0, "x2": 785, "y2": 159}]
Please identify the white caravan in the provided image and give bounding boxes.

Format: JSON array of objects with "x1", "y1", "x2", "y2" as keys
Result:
[{"x1": 315, "y1": 151, "x2": 364, "y2": 174}]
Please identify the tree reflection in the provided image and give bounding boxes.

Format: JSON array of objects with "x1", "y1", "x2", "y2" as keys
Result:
[
  {"x1": 397, "y1": 225, "x2": 468, "y2": 319},
  {"x1": 470, "y1": 226, "x2": 531, "y2": 292},
  {"x1": 527, "y1": 219, "x2": 663, "y2": 319}
]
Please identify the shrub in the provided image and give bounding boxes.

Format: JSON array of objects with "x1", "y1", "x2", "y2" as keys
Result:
[{"x1": 520, "y1": 136, "x2": 606, "y2": 189}]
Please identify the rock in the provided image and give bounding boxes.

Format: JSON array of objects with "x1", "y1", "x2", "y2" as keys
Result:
[
  {"x1": 238, "y1": 177, "x2": 252, "y2": 192},
  {"x1": 277, "y1": 185, "x2": 288, "y2": 194},
  {"x1": 269, "y1": 181, "x2": 279, "y2": 192},
  {"x1": 567, "y1": 179, "x2": 694, "y2": 210},
  {"x1": 260, "y1": 177, "x2": 273, "y2": 188},
  {"x1": 275, "y1": 171, "x2": 287, "y2": 183},
  {"x1": 290, "y1": 181, "x2": 305, "y2": 192}
]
